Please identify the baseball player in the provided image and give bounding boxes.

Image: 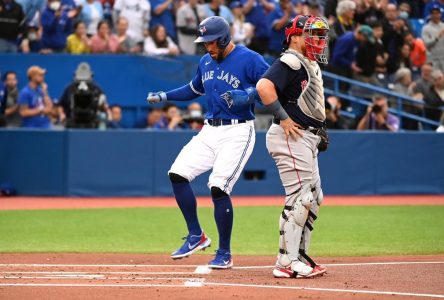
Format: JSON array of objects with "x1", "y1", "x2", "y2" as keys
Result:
[
  {"x1": 256, "y1": 15, "x2": 329, "y2": 278},
  {"x1": 147, "y1": 16, "x2": 269, "y2": 269}
]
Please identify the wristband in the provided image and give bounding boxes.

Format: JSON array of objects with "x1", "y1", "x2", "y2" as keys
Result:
[{"x1": 264, "y1": 100, "x2": 289, "y2": 120}]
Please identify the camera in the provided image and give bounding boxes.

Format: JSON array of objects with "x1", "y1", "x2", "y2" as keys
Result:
[{"x1": 371, "y1": 104, "x2": 382, "y2": 114}]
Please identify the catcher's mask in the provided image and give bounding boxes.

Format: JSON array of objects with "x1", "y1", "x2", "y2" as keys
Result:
[{"x1": 284, "y1": 15, "x2": 329, "y2": 64}]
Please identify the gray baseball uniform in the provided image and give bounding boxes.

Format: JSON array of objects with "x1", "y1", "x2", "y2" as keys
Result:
[{"x1": 262, "y1": 49, "x2": 325, "y2": 269}]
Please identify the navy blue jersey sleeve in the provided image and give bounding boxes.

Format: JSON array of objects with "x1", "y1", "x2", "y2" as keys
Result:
[
  {"x1": 246, "y1": 52, "x2": 270, "y2": 84},
  {"x1": 189, "y1": 62, "x2": 205, "y2": 96},
  {"x1": 262, "y1": 60, "x2": 293, "y2": 93}
]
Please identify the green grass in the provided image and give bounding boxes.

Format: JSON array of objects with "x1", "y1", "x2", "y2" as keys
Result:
[{"x1": 0, "y1": 206, "x2": 443, "y2": 256}]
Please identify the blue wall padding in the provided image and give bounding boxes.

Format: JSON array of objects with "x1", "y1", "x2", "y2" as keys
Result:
[{"x1": 0, "y1": 130, "x2": 443, "y2": 196}]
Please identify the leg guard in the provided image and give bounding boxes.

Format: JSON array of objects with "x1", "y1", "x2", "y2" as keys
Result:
[
  {"x1": 277, "y1": 184, "x2": 314, "y2": 267},
  {"x1": 299, "y1": 186, "x2": 323, "y2": 266}
]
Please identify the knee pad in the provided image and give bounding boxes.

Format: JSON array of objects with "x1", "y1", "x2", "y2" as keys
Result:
[
  {"x1": 169, "y1": 173, "x2": 189, "y2": 183},
  {"x1": 211, "y1": 187, "x2": 228, "y2": 199}
]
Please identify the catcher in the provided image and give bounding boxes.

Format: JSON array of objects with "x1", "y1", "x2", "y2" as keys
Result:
[{"x1": 256, "y1": 15, "x2": 330, "y2": 278}]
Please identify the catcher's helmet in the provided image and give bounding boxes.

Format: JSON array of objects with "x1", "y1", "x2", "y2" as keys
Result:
[
  {"x1": 284, "y1": 15, "x2": 330, "y2": 64},
  {"x1": 194, "y1": 16, "x2": 231, "y2": 49}
]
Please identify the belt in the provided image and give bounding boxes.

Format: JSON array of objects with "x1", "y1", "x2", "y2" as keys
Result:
[
  {"x1": 205, "y1": 119, "x2": 247, "y2": 127},
  {"x1": 272, "y1": 118, "x2": 319, "y2": 135}
]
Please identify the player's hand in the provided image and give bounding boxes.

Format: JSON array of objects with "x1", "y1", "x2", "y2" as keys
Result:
[
  {"x1": 220, "y1": 87, "x2": 258, "y2": 108},
  {"x1": 146, "y1": 91, "x2": 166, "y2": 104},
  {"x1": 280, "y1": 118, "x2": 303, "y2": 140}
]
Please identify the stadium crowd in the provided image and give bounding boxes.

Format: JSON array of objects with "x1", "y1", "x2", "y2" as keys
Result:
[{"x1": 0, "y1": 0, "x2": 443, "y2": 130}]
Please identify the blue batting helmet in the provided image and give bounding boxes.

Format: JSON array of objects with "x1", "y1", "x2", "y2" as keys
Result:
[{"x1": 194, "y1": 16, "x2": 231, "y2": 49}]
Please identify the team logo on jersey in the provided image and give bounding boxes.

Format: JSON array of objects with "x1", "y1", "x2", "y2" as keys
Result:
[
  {"x1": 199, "y1": 26, "x2": 207, "y2": 36},
  {"x1": 301, "y1": 79, "x2": 308, "y2": 91},
  {"x1": 220, "y1": 92, "x2": 234, "y2": 108}
]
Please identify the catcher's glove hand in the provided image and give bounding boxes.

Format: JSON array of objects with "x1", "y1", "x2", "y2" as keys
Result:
[{"x1": 316, "y1": 127, "x2": 329, "y2": 152}]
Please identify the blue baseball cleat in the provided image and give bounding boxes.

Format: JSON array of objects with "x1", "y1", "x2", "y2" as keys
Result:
[
  {"x1": 171, "y1": 232, "x2": 211, "y2": 260},
  {"x1": 208, "y1": 250, "x2": 233, "y2": 269}
]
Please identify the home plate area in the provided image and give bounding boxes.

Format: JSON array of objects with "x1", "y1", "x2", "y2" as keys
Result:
[{"x1": 1, "y1": 254, "x2": 444, "y2": 299}]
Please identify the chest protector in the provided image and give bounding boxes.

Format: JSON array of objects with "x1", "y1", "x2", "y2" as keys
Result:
[{"x1": 280, "y1": 49, "x2": 326, "y2": 122}]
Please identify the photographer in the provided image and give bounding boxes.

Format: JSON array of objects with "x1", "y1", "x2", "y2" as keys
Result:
[
  {"x1": 153, "y1": 102, "x2": 188, "y2": 130},
  {"x1": 357, "y1": 95, "x2": 400, "y2": 131},
  {"x1": 58, "y1": 62, "x2": 109, "y2": 128}
]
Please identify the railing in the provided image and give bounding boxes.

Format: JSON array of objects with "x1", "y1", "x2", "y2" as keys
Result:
[{"x1": 322, "y1": 71, "x2": 442, "y2": 128}]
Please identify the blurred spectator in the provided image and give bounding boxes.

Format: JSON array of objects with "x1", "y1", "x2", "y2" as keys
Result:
[
  {"x1": 267, "y1": 0, "x2": 295, "y2": 56},
  {"x1": 357, "y1": 94, "x2": 399, "y2": 131},
  {"x1": 325, "y1": 96, "x2": 351, "y2": 129},
  {"x1": 62, "y1": 0, "x2": 78, "y2": 12},
  {"x1": 18, "y1": 66, "x2": 53, "y2": 129},
  {"x1": 153, "y1": 102, "x2": 187, "y2": 130},
  {"x1": 231, "y1": 1, "x2": 254, "y2": 46},
  {"x1": 393, "y1": 67, "x2": 422, "y2": 130},
  {"x1": 331, "y1": 0, "x2": 356, "y2": 39},
  {"x1": 149, "y1": 0, "x2": 176, "y2": 42},
  {"x1": 371, "y1": 21, "x2": 389, "y2": 78},
  {"x1": 398, "y1": 1, "x2": 411, "y2": 20},
  {"x1": 113, "y1": 0, "x2": 150, "y2": 44},
  {"x1": 411, "y1": 63, "x2": 434, "y2": 101},
  {"x1": 59, "y1": 63, "x2": 109, "y2": 128},
  {"x1": 329, "y1": 0, "x2": 356, "y2": 58},
  {"x1": 107, "y1": 104, "x2": 123, "y2": 128},
  {"x1": 404, "y1": 31, "x2": 427, "y2": 69},
  {"x1": 400, "y1": 0, "x2": 425, "y2": 19},
  {"x1": 382, "y1": 4, "x2": 410, "y2": 74},
  {"x1": 424, "y1": 0, "x2": 444, "y2": 22},
  {"x1": 354, "y1": 0, "x2": 384, "y2": 25},
  {"x1": 1, "y1": 71, "x2": 21, "y2": 127},
  {"x1": 116, "y1": 16, "x2": 141, "y2": 53},
  {"x1": 330, "y1": 25, "x2": 374, "y2": 86},
  {"x1": 90, "y1": 20, "x2": 119, "y2": 53},
  {"x1": 424, "y1": 69, "x2": 444, "y2": 122},
  {"x1": 101, "y1": 0, "x2": 114, "y2": 26},
  {"x1": 304, "y1": 0, "x2": 322, "y2": 17},
  {"x1": 66, "y1": 20, "x2": 91, "y2": 53},
  {"x1": 396, "y1": 43, "x2": 413, "y2": 70},
  {"x1": 0, "y1": 0, "x2": 27, "y2": 53},
  {"x1": 77, "y1": 0, "x2": 104, "y2": 36},
  {"x1": 183, "y1": 101, "x2": 204, "y2": 130},
  {"x1": 41, "y1": 0, "x2": 76, "y2": 53},
  {"x1": 421, "y1": 6, "x2": 444, "y2": 73},
  {"x1": 15, "y1": 0, "x2": 44, "y2": 23},
  {"x1": 143, "y1": 24, "x2": 179, "y2": 56},
  {"x1": 241, "y1": 0, "x2": 275, "y2": 54},
  {"x1": 393, "y1": 67, "x2": 414, "y2": 96},
  {"x1": 354, "y1": 26, "x2": 378, "y2": 84},
  {"x1": 204, "y1": 0, "x2": 234, "y2": 26},
  {"x1": 175, "y1": 0, "x2": 206, "y2": 54},
  {"x1": 324, "y1": 0, "x2": 338, "y2": 20},
  {"x1": 146, "y1": 107, "x2": 163, "y2": 128},
  {"x1": 26, "y1": 19, "x2": 43, "y2": 52}
]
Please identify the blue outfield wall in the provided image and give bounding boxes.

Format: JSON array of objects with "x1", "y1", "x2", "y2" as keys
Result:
[{"x1": 0, "y1": 130, "x2": 443, "y2": 196}]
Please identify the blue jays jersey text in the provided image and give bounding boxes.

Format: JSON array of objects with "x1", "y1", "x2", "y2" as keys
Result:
[{"x1": 190, "y1": 45, "x2": 269, "y2": 120}]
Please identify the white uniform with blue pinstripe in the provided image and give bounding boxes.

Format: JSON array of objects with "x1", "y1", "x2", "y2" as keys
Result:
[{"x1": 168, "y1": 45, "x2": 268, "y2": 194}]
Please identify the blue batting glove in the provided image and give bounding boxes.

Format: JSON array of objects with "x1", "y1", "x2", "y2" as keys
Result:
[
  {"x1": 147, "y1": 91, "x2": 167, "y2": 104},
  {"x1": 220, "y1": 87, "x2": 259, "y2": 108}
]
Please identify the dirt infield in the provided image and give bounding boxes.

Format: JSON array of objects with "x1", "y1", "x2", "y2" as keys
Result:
[
  {"x1": 1, "y1": 195, "x2": 444, "y2": 210},
  {"x1": 1, "y1": 253, "x2": 443, "y2": 299}
]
